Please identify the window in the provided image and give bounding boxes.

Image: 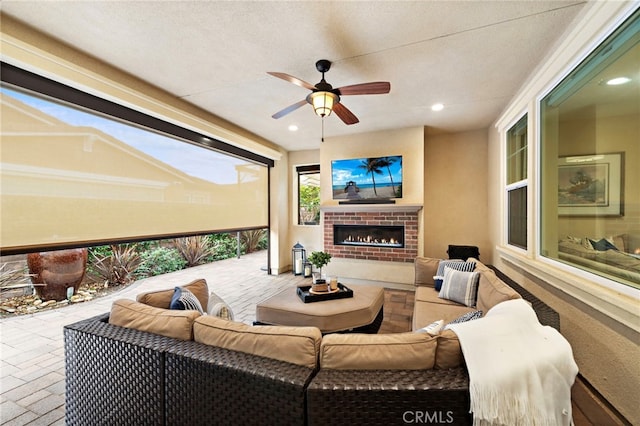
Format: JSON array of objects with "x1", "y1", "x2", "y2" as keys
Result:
[
  {"x1": 540, "y1": 9, "x2": 639, "y2": 289},
  {"x1": 1, "y1": 64, "x2": 272, "y2": 255},
  {"x1": 506, "y1": 115, "x2": 528, "y2": 249},
  {"x1": 297, "y1": 165, "x2": 320, "y2": 225}
]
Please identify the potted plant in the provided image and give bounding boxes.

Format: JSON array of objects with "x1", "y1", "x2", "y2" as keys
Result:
[{"x1": 307, "y1": 251, "x2": 332, "y2": 283}]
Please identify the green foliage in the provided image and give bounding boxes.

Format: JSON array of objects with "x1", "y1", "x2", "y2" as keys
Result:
[
  {"x1": 307, "y1": 251, "x2": 332, "y2": 274},
  {"x1": 89, "y1": 244, "x2": 142, "y2": 286},
  {"x1": 299, "y1": 184, "x2": 320, "y2": 224},
  {"x1": 174, "y1": 236, "x2": 214, "y2": 267},
  {"x1": 207, "y1": 233, "x2": 240, "y2": 261},
  {"x1": 395, "y1": 182, "x2": 403, "y2": 198},
  {"x1": 135, "y1": 247, "x2": 187, "y2": 278},
  {"x1": 240, "y1": 229, "x2": 267, "y2": 253}
]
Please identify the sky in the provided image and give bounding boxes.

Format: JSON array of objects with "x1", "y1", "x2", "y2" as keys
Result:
[
  {"x1": 331, "y1": 156, "x2": 402, "y2": 187},
  {"x1": 2, "y1": 87, "x2": 247, "y2": 184}
]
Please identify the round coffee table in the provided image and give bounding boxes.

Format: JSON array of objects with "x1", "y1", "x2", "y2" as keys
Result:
[{"x1": 255, "y1": 284, "x2": 384, "y2": 334}]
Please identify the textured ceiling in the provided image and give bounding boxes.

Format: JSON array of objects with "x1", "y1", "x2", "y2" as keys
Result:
[{"x1": 1, "y1": 1, "x2": 588, "y2": 151}]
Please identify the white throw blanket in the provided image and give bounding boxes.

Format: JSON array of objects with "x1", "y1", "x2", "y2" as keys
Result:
[{"x1": 449, "y1": 299, "x2": 578, "y2": 426}]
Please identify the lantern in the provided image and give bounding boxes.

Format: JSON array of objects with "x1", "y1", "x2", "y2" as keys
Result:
[
  {"x1": 303, "y1": 261, "x2": 312, "y2": 278},
  {"x1": 292, "y1": 242, "x2": 306, "y2": 275}
]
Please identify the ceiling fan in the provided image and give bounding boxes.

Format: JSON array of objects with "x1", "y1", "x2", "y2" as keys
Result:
[{"x1": 268, "y1": 59, "x2": 390, "y2": 125}]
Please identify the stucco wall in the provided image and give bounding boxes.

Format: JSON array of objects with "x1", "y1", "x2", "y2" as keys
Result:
[{"x1": 423, "y1": 128, "x2": 490, "y2": 261}]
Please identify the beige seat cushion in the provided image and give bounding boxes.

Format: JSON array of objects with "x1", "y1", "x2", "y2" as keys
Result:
[
  {"x1": 109, "y1": 299, "x2": 201, "y2": 340},
  {"x1": 476, "y1": 270, "x2": 521, "y2": 313},
  {"x1": 136, "y1": 278, "x2": 209, "y2": 310},
  {"x1": 320, "y1": 332, "x2": 437, "y2": 370},
  {"x1": 412, "y1": 286, "x2": 475, "y2": 330},
  {"x1": 414, "y1": 257, "x2": 440, "y2": 288},
  {"x1": 194, "y1": 315, "x2": 321, "y2": 369}
]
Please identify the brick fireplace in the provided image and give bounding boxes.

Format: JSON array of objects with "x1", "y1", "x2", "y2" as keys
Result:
[{"x1": 323, "y1": 208, "x2": 419, "y2": 263}]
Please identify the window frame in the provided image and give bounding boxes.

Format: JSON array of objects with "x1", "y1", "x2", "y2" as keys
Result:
[{"x1": 503, "y1": 113, "x2": 529, "y2": 253}]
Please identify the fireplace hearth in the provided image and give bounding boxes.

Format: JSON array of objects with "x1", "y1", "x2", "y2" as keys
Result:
[{"x1": 334, "y1": 225, "x2": 404, "y2": 248}]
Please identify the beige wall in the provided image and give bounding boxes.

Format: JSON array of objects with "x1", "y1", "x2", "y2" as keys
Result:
[{"x1": 424, "y1": 128, "x2": 490, "y2": 261}]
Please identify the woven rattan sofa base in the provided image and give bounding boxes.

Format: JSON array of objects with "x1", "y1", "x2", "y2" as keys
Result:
[
  {"x1": 307, "y1": 368, "x2": 472, "y2": 425},
  {"x1": 164, "y1": 340, "x2": 315, "y2": 425},
  {"x1": 64, "y1": 314, "x2": 316, "y2": 425}
]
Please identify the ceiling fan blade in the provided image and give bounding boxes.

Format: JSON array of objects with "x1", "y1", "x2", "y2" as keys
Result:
[
  {"x1": 332, "y1": 102, "x2": 359, "y2": 125},
  {"x1": 267, "y1": 72, "x2": 316, "y2": 91},
  {"x1": 336, "y1": 81, "x2": 390, "y2": 96},
  {"x1": 272, "y1": 99, "x2": 308, "y2": 119}
]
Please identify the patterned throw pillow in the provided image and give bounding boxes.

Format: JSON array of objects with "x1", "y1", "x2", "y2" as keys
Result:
[
  {"x1": 433, "y1": 260, "x2": 476, "y2": 291},
  {"x1": 170, "y1": 287, "x2": 204, "y2": 314},
  {"x1": 207, "y1": 292, "x2": 235, "y2": 320},
  {"x1": 444, "y1": 310, "x2": 483, "y2": 330},
  {"x1": 438, "y1": 267, "x2": 480, "y2": 307},
  {"x1": 416, "y1": 319, "x2": 445, "y2": 336}
]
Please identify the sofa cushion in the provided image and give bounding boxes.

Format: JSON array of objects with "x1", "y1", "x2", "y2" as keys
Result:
[
  {"x1": 136, "y1": 278, "x2": 209, "y2": 310},
  {"x1": 109, "y1": 299, "x2": 201, "y2": 340},
  {"x1": 438, "y1": 267, "x2": 480, "y2": 307},
  {"x1": 320, "y1": 332, "x2": 437, "y2": 370},
  {"x1": 434, "y1": 259, "x2": 476, "y2": 291},
  {"x1": 476, "y1": 270, "x2": 522, "y2": 313},
  {"x1": 193, "y1": 316, "x2": 321, "y2": 369},
  {"x1": 170, "y1": 287, "x2": 204, "y2": 313},
  {"x1": 435, "y1": 329, "x2": 464, "y2": 369},
  {"x1": 414, "y1": 256, "x2": 440, "y2": 287},
  {"x1": 412, "y1": 286, "x2": 476, "y2": 330}
]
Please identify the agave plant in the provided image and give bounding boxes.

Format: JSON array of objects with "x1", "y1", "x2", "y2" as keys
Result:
[
  {"x1": 89, "y1": 244, "x2": 142, "y2": 286},
  {"x1": 174, "y1": 236, "x2": 214, "y2": 267}
]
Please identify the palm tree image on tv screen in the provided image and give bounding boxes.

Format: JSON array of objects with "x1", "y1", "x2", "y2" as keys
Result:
[{"x1": 331, "y1": 155, "x2": 402, "y2": 200}]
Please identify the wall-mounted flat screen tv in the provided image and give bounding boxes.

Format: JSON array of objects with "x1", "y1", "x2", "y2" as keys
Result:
[{"x1": 331, "y1": 155, "x2": 402, "y2": 200}]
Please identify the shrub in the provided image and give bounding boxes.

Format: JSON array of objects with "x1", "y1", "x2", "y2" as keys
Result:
[
  {"x1": 207, "y1": 233, "x2": 240, "y2": 261},
  {"x1": 135, "y1": 247, "x2": 187, "y2": 278},
  {"x1": 89, "y1": 244, "x2": 142, "y2": 286},
  {"x1": 240, "y1": 229, "x2": 267, "y2": 254},
  {"x1": 174, "y1": 236, "x2": 214, "y2": 267}
]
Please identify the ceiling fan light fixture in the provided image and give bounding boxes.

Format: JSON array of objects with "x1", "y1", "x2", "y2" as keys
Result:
[{"x1": 308, "y1": 91, "x2": 338, "y2": 117}]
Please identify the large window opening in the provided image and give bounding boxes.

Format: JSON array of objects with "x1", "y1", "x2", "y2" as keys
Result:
[
  {"x1": 1, "y1": 64, "x2": 272, "y2": 255},
  {"x1": 540, "y1": 10, "x2": 639, "y2": 288}
]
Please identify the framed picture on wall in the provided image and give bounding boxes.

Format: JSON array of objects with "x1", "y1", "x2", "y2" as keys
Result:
[{"x1": 558, "y1": 152, "x2": 624, "y2": 216}]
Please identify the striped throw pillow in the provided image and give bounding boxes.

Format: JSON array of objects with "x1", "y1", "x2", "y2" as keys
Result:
[
  {"x1": 170, "y1": 287, "x2": 204, "y2": 314},
  {"x1": 433, "y1": 260, "x2": 476, "y2": 291},
  {"x1": 438, "y1": 266, "x2": 480, "y2": 307}
]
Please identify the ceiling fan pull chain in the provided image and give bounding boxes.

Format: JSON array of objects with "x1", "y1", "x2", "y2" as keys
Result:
[{"x1": 321, "y1": 116, "x2": 325, "y2": 142}]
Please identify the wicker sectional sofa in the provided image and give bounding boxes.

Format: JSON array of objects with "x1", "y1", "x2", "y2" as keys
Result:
[{"x1": 64, "y1": 261, "x2": 559, "y2": 425}]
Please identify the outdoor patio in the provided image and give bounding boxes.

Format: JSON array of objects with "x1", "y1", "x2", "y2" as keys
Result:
[{"x1": 0, "y1": 250, "x2": 413, "y2": 425}]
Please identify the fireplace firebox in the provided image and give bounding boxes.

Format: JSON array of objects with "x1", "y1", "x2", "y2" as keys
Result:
[{"x1": 333, "y1": 224, "x2": 404, "y2": 248}]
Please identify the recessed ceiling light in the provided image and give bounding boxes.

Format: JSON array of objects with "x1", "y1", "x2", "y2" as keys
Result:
[
  {"x1": 606, "y1": 77, "x2": 631, "y2": 86},
  {"x1": 288, "y1": 124, "x2": 298, "y2": 132},
  {"x1": 431, "y1": 103, "x2": 444, "y2": 112}
]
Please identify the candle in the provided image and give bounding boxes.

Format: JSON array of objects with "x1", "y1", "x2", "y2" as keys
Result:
[{"x1": 295, "y1": 258, "x2": 302, "y2": 274}]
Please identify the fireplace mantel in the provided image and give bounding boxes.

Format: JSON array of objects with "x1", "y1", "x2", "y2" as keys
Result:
[{"x1": 320, "y1": 204, "x2": 422, "y2": 213}]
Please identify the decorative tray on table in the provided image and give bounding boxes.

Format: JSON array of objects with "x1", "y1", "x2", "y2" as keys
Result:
[{"x1": 296, "y1": 283, "x2": 353, "y2": 303}]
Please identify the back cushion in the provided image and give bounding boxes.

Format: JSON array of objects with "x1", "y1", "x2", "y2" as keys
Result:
[
  {"x1": 109, "y1": 299, "x2": 200, "y2": 340},
  {"x1": 414, "y1": 257, "x2": 440, "y2": 287},
  {"x1": 476, "y1": 271, "x2": 521, "y2": 313},
  {"x1": 136, "y1": 278, "x2": 209, "y2": 310},
  {"x1": 320, "y1": 332, "x2": 437, "y2": 370},
  {"x1": 194, "y1": 316, "x2": 321, "y2": 369}
]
